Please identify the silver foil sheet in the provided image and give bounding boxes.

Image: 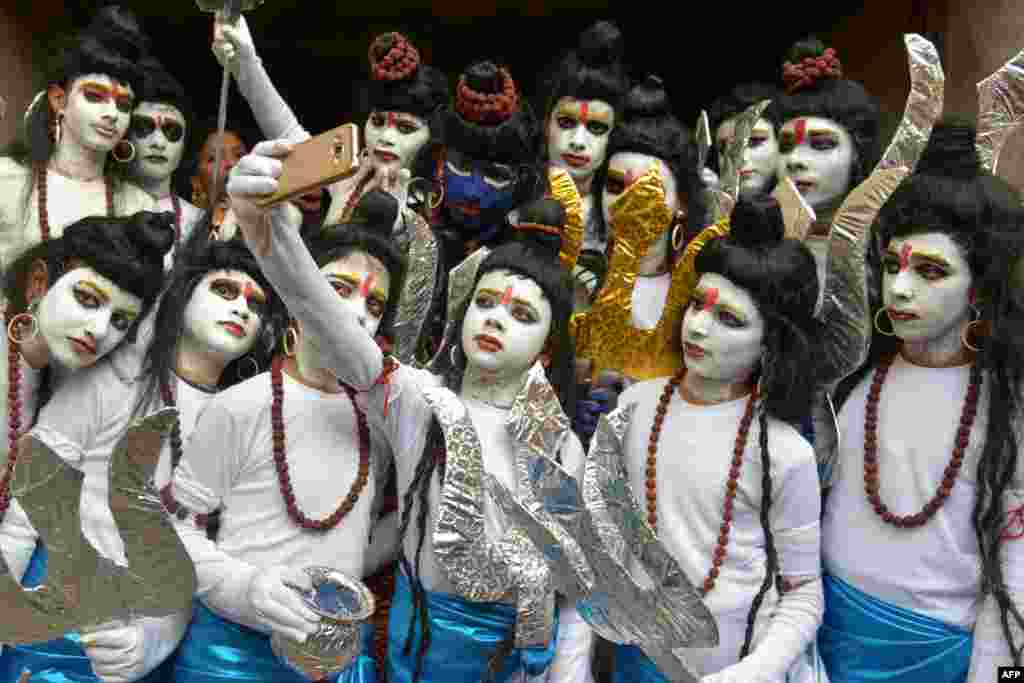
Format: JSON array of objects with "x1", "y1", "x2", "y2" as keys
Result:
[
  {"x1": 695, "y1": 110, "x2": 711, "y2": 173},
  {"x1": 772, "y1": 176, "x2": 816, "y2": 243},
  {"x1": 0, "y1": 409, "x2": 195, "y2": 644},
  {"x1": 878, "y1": 34, "x2": 944, "y2": 172},
  {"x1": 427, "y1": 364, "x2": 576, "y2": 648},
  {"x1": 976, "y1": 46, "x2": 1024, "y2": 175},
  {"x1": 427, "y1": 247, "x2": 491, "y2": 374},
  {"x1": 392, "y1": 210, "x2": 439, "y2": 365}
]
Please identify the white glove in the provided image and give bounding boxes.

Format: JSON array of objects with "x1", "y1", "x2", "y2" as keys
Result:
[
  {"x1": 701, "y1": 167, "x2": 721, "y2": 192},
  {"x1": 212, "y1": 13, "x2": 256, "y2": 75},
  {"x1": 80, "y1": 624, "x2": 147, "y2": 683},
  {"x1": 226, "y1": 140, "x2": 300, "y2": 255},
  {"x1": 702, "y1": 662, "x2": 744, "y2": 683},
  {"x1": 245, "y1": 565, "x2": 321, "y2": 644}
]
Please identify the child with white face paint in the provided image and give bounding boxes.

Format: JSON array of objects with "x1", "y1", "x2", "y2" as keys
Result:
[
  {"x1": 0, "y1": 6, "x2": 157, "y2": 273},
  {"x1": 163, "y1": 191, "x2": 402, "y2": 683},
  {"x1": 0, "y1": 233, "x2": 276, "y2": 683},
  {"x1": 0, "y1": 211, "x2": 173, "y2": 682},
  {"x1": 709, "y1": 83, "x2": 783, "y2": 201},
  {"x1": 128, "y1": 60, "x2": 203, "y2": 260},
  {"x1": 609, "y1": 199, "x2": 825, "y2": 683},
  {"x1": 821, "y1": 123, "x2": 1024, "y2": 683},
  {"x1": 228, "y1": 142, "x2": 591, "y2": 683},
  {"x1": 211, "y1": 18, "x2": 447, "y2": 239},
  {"x1": 572, "y1": 76, "x2": 709, "y2": 386}
]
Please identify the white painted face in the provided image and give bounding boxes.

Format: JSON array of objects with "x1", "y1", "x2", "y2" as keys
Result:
[
  {"x1": 60, "y1": 74, "x2": 134, "y2": 154},
  {"x1": 680, "y1": 273, "x2": 764, "y2": 384},
  {"x1": 546, "y1": 97, "x2": 615, "y2": 182},
  {"x1": 36, "y1": 266, "x2": 142, "y2": 370},
  {"x1": 882, "y1": 233, "x2": 973, "y2": 346},
  {"x1": 182, "y1": 270, "x2": 266, "y2": 360},
  {"x1": 364, "y1": 110, "x2": 431, "y2": 172},
  {"x1": 716, "y1": 116, "x2": 779, "y2": 198},
  {"x1": 461, "y1": 269, "x2": 553, "y2": 375},
  {"x1": 129, "y1": 101, "x2": 187, "y2": 184},
  {"x1": 778, "y1": 116, "x2": 855, "y2": 209}
]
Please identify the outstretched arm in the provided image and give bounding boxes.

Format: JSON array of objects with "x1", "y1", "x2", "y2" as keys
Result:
[
  {"x1": 212, "y1": 15, "x2": 309, "y2": 144},
  {"x1": 227, "y1": 141, "x2": 385, "y2": 390}
]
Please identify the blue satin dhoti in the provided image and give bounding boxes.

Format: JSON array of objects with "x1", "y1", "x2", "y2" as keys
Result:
[
  {"x1": 171, "y1": 601, "x2": 376, "y2": 683},
  {"x1": 818, "y1": 573, "x2": 972, "y2": 683},
  {"x1": 386, "y1": 572, "x2": 559, "y2": 682},
  {"x1": 610, "y1": 643, "x2": 666, "y2": 683},
  {"x1": 0, "y1": 542, "x2": 173, "y2": 682}
]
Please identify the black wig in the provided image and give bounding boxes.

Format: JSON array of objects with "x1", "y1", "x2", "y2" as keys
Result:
[
  {"x1": 135, "y1": 57, "x2": 194, "y2": 153},
  {"x1": 398, "y1": 197, "x2": 577, "y2": 681},
  {"x1": 776, "y1": 38, "x2": 881, "y2": 192},
  {"x1": 12, "y1": 5, "x2": 151, "y2": 169},
  {"x1": 598, "y1": 75, "x2": 709, "y2": 248},
  {"x1": 539, "y1": 20, "x2": 629, "y2": 125},
  {"x1": 694, "y1": 197, "x2": 822, "y2": 657},
  {"x1": 835, "y1": 121, "x2": 1024, "y2": 663}
]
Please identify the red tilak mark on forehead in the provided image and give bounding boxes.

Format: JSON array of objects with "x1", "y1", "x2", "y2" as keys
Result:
[
  {"x1": 243, "y1": 282, "x2": 256, "y2": 299},
  {"x1": 704, "y1": 287, "x2": 719, "y2": 308},
  {"x1": 793, "y1": 119, "x2": 808, "y2": 147},
  {"x1": 579, "y1": 101, "x2": 589, "y2": 126},
  {"x1": 899, "y1": 242, "x2": 913, "y2": 271},
  {"x1": 387, "y1": 112, "x2": 397, "y2": 128},
  {"x1": 500, "y1": 286, "x2": 514, "y2": 306},
  {"x1": 359, "y1": 273, "x2": 376, "y2": 298}
]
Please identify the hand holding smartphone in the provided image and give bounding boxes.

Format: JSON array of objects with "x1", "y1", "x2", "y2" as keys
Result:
[{"x1": 254, "y1": 123, "x2": 361, "y2": 208}]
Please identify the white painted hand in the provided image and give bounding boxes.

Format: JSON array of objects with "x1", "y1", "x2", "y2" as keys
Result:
[
  {"x1": 212, "y1": 13, "x2": 256, "y2": 74},
  {"x1": 81, "y1": 623, "x2": 146, "y2": 683},
  {"x1": 246, "y1": 565, "x2": 321, "y2": 645},
  {"x1": 227, "y1": 140, "x2": 297, "y2": 255}
]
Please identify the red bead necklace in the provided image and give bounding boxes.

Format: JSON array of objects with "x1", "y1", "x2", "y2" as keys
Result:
[
  {"x1": 646, "y1": 369, "x2": 758, "y2": 595},
  {"x1": 37, "y1": 163, "x2": 114, "y2": 242},
  {"x1": 863, "y1": 352, "x2": 982, "y2": 528},
  {"x1": 0, "y1": 316, "x2": 23, "y2": 521},
  {"x1": 271, "y1": 355, "x2": 372, "y2": 532}
]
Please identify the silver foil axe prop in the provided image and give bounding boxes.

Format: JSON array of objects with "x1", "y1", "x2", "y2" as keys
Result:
[
  {"x1": 0, "y1": 408, "x2": 195, "y2": 644},
  {"x1": 487, "y1": 405, "x2": 718, "y2": 683}
]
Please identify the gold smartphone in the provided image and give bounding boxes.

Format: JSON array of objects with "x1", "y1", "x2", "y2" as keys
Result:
[{"x1": 254, "y1": 123, "x2": 360, "y2": 208}]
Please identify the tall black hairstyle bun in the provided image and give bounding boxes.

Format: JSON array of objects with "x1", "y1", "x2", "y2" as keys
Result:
[
  {"x1": 509, "y1": 197, "x2": 568, "y2": 259},
  {"x1": 914, "y1": 120, "x2": 982, "y2": 179},
  {"x1": 727, "y1": 196, "x2": 786, "y2": 247}
]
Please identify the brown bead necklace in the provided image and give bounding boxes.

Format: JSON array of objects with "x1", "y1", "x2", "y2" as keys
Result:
[
  {"x1": 271, "y1": 355, "x2": 372, "y2": 532},
  {"x1": 37, "y1": 163, "x2": 114, "y2": 242},
  {"x1": 863, "y1": 352, "x2": 982, "y2": 528},
  {"x1": 0, "y1": 319, "x2": 24, "y2": 521},
  {"x1": 646, "y1": 369, "x2": 758, "y2": 595}
]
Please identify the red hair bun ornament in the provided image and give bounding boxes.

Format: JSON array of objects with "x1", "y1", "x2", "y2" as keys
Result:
[
  {"x1": 783, "y1": 47, "x2": 843, "y2": 94},
  {"x1": 455, "y1": 64, "x2": 520, "y2": 126},
  {"x1": 368, "y1": 32, "x2": 421, "y2": 82}
]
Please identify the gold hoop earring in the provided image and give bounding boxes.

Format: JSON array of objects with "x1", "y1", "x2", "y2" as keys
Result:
[
  {"x1": 671, "y1": 222, "x2": 686, "y2": 252},
  {"x1": 236, "y1": 355, "x2": 260, "y2": 381},
  {"x1": 961, "y1": 305, "x2": 985, "y2": 353},
  {"x1": 874, "y1": 308, "x2": 896, "y2": 337},
  {"x1": 111, "y1": 140, "x2": 135, "y2": 163},
  {"x1": 283, "y1": 327, "x2": 298, "y2": 358},
  {"x1": 449, "y1": 343, "x2": 460, "y2": 368},
  {"x1": 429, "y1": 183, "x2": 445, "y2": 210},
  {"x1": 7, "y1": 311, "x2": 39, "y2": 345}
]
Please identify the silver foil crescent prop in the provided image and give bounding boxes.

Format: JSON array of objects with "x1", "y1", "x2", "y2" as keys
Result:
[
  {"x1": 878, "y1": 34, "x2": 945, "y2": 173},
  {"x1": 695, "y1": 110, "x2": 711, "y2": 172},
  {"x1": 488, "y1": 405, "x2": 717, "y2": 683},
  {"x1": 0, "y1": 408, "x2": 196, "y2": 644},
  {"x1": 707, "y1": 100, "x2": 771, "y2": 221},
  {"x1": 976, "y1": 46, "x2": 1024, "y2": 176},
  {"x1": 427, "y1": 246, "x2": 491, "y2": 375}
]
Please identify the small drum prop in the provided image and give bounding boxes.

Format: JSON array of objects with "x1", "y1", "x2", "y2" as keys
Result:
[{"x1": 270, "y1": 567, "x2": 376, "y2": 680}]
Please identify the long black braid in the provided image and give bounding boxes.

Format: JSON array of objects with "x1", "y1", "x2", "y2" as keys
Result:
[{"x1": 739, "y1": 407, "x2": 781, "y2": 659}]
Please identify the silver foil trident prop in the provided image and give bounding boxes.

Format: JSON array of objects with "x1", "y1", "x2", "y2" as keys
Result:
[
  {"x1": 0, "y1": 409, "x2": 195, "y2": 644},
  {"x1": 487, "y1": 405, "x2": 718, "y2": 683},
  {"x1": 198, "y1": 0, "x2": 265, "y2": 206}
]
